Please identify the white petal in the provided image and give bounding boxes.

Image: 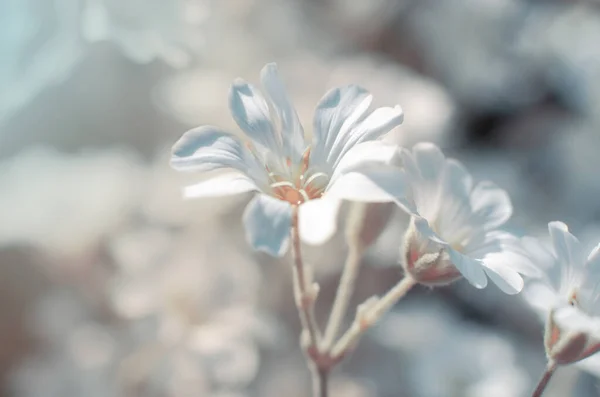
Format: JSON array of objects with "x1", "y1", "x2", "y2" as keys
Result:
[
  {"x1": 325, "y1": 168, "x2": 415, "y2": 213},
  {"x1": 412, "y1": 142, "x2": 445, "y2": 182},
  {"x1": 330, "y1": 141, "x2": 399, "y2": 183},
  {"x1": 442, "y1": 159, "x2": 472, "y2": 201},
  {"x1": 470, "y1": 181, "x2": 512, "y2": 229},
  {"x1": 243, "y1": 194, "x2": 292, "y2": 257},
  {"x1": 553, "y1": 305, "x2": 600, "y2": 335},
  {"x1": 436, "y1": 161, "x2": 475, "y2": 242},
  {"x1": 413, "y1": 216, "x2": 447, "y2": 245},
  {"x1": 184, "y1": 173, "x2": 259, "y2": 198},
  {"x1": 328, "y1": 105, "x2": 403, "y2": 169},
  {"x1": 402, "y1": 143, "x2": 445, "y2": 220},
  {"x1": 260, "y1": 63, "x2": 305, "y2": 162},
  {"x1": 171, "y1": 126, "x2": 261, "y2": 178},
  {"x1": 229, "y1": 79, "x2": 280, "y2": 153},
  {"x1": 311, "y1": 85, "x2": 372, "y2": 167},
  {"x1": 522, "y1": 282, "x2": 558, "y2": 313},
  {"x1": 447, "y1": 249, "x2": 488, "y2": 289},
  {"x1": 481, "y1": 258, "x2": 524, "y2": 294},
  {"x1": 298, "y1": 198, "x2": 341, "y2": 245},
  {"x1": 587, "y1": 242, "x2": 600, "y2": 270},
  {"x1": 548, "y1": 221, "x2": 583, "y2": 268}
]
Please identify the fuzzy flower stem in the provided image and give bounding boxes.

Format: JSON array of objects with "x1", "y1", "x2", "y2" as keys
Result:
[
  {"x1": 322, "y1": 241, "x2": 364, "y2": 351},
  {"x1": 290, "y1": 205, "x2": 327, "y2": 396},
  {"x1": 310, "y1": 365, "x2": 329, "y2": 397},
  {"x1": 531, "y1": 361, "x2": 557, "y2": 397},
  {"x1": 331, "y1": 275, "x2": 416, "y2": 359}
]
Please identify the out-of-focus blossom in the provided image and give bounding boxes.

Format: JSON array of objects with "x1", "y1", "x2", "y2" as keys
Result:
[
  {"x1": 516, "y1": 4, "x2": 600, "y2": 121},
  {"x1": 375, "y1": 300, "x2": 530, "y2": 397},
  {"x1": 402, "y1": 0, "x2": 540, "y2": 111},
  {"x1": 0, "y1": 147, "x2": 144, "y2": 259},
  {"x1": 522, "y1": 222, "x2": 600, "y2": 366},
  {"x1": 399, "y1": 142, "x2": 536, "y2": 293},
  {"x1": 0, "y1": 0, "x2": 83, "y2": 126},
  {"x1": 82, "y1": 0, "x2": 210, "y2": 68},
  {"x1": 9, "y1": 291, "x2": 122, "y2": 397},
  {"x1": 171, "y1": 63, "x2": 412, "y2": 256}
]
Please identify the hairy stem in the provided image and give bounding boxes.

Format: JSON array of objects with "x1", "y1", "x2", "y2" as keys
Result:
[
  {"x1": 331, "y1": 275, "x2": 416, "y2": 358},
  {"x1": 532, "y1": 361, "x2": 557, "y2": 397},
  {"x1": 322, "y1": 242, "x2": 363, "y2": 350},
  {"x1": 290, "y1": 206, "x2": 327, "y2": 396},
  {"x1": 310, "y1": 365, "x2": 329, "y2": 397}
]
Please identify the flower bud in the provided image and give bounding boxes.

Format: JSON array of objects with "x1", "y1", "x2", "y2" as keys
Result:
[
  {"x1": 544, "y1": 307, "x2": 600, "y2": 365},
  {"x1": 401, "y1": 218, "x2": 461, "y2": 286}
]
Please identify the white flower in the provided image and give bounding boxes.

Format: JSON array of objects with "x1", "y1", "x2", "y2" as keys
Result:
[
  {"x1": 522, "y1": 222, "x2": 600, "y2": 365},
  {"x1": 171, "y1": 63, "x2": 411, "y2": 257},
  {"x1": 399, "y1": 142, "x2": 534, "y2": 294}
]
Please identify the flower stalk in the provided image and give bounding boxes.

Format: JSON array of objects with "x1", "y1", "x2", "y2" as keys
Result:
[
  {"x1": 331, "y1": 275, "x2": 416, "y2": 359},
  {"x1": 290, "y1": 205, "x2": 329, "y2": 396},
  {"x1": 531, "y1": 361, "x2": 557, "y2": 397},
  {"x1": 322, "y1": 233, "x2": 365, "y2": 350}
]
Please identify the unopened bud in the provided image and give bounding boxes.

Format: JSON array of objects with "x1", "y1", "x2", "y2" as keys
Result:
[
  {"x1": 545, "y1": 308, "x2": 600, "y2": 365},
  {"x1": 401, "y1": 219, "x2": 461, "y2": 286}
]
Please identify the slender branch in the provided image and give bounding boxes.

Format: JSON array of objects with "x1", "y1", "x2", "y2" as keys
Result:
[
  {"x1": 322, "y1": 242, "x2": 363, "y2": 350},
  {"x1": 331, "y1": 275, "x2": 416, "y2": 359},
  {"x1": 310, "y1": 365, "x2": 329, "y2": 397},
  {"x1": 291, "y1": 205, "x2": 320, "y2": 349},
  {"x1": 532, "y1": 361, "x2": 557, "y2": 397},
  {"x1": 290, "y1": 205, "x2": 328, "y2": 397}
]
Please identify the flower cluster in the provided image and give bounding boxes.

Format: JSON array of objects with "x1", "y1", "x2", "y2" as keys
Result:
[
  {"x1": 170, "y1": 63, "x2": 600, "y2": 396},
  {"x1": 171, "y1": 62, "x2": 531, "y2": 291}
]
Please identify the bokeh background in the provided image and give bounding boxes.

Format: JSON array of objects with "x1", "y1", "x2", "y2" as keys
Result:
[{"x1": 2, "y1": 0, "x2": 600, "y2": 396}]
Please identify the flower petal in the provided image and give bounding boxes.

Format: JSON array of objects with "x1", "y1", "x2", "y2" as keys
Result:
[
  {"x1": 329, "y1": 105, "x2": 403, "y2": 169},
  {"x1": 184, "y1": 172, "x2": 259, "y2": 198},
  {"x1": 548, "y1": 221, "x2": 584, "y2": 269},
  {"x1": 401, "y1": 143, "x2": 445, "y2": 220},
  {"x1": 325, "y1": 167, "x2": 415, "y2": 213},
  {"x1": 243, "y1": 194, "x2": 292, "y2": 257},
  {"x1": 171, "y1": 126, "x2": 263, "y2": 181},
  {"x1": 229, "y1": 79, "x2": 280, "y2": 154},
  {"x1": 481, "y1": 256, "x2": 525, "y2": 294},
  {"x1": 260, "y1": 63, "x2": 305, "y2": 162},
  {"x1": 330, "y1": 141, "x2": 399, "y2": 183},
  {"x1": 587, "y1": 242, "x2": 600, "y2": 270},
  {"x1": 413, "y1": 216, "x2": 447, "y2": 245},
  {"x1": 412, "y1": 142, "x2": 445, "y2": 182},
  {"x1": 523, "y1": 282, "x2": 559, "y2": 313},
  {"x1": 470, "y1": 181, "x2": 512, "y2": 229},
  {"x1": 447, "y1": 249, "x2": 488, "y2": 289},
  {"x1": 298, "y1": 198, "x2": 341, "y2": 245},
  {"x1": 311, "y1": 85, "x2": 372, "y2": 169},
  {"x1": 442, "y1": 159, "x2": 472, "y2": 200}
]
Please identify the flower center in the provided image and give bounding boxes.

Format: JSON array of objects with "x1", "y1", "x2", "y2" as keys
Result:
[{"x1": 268, "y1": 148, "x2": 328, "y2": 205}]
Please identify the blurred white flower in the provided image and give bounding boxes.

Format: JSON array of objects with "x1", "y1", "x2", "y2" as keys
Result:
[
  {"x1": 522, "y1": 222, "x2": 600, "y2": 366},
  {"x1": 0, "y1": 147, "x2": 144, "y2": 259},
  {"x1": 171, "y1": 62, "x2": 412, "y2": 256},
  {"x1": 82, "y1": 0, "x2": 210, "y2": 68},
  {"x1": 375, "y1": 299, "x2": 530, "y2": 397},
  {"x1": 0, "y1": 0, "x2": 83, "y2": 126},
  {"x1": 399, "y1": 142, "x2": 535, "y2": 293}
]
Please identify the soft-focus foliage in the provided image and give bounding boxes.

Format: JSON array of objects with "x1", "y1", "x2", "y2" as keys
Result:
[{"x1": 2, "y1": 0, "x2": 600, "y2": 396}]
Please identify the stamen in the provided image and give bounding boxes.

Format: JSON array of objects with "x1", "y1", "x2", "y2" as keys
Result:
[
  {"x1": 300, "y1": 147, "x2": 311, "y2": 175},
  {"x1": 302, "y1": 172, "x2": 328, "y2": 188},
  {"x1": 299, "y1": 189, "x2": 310, "y2": 203},
  {"x1": 271, "y1": 181, "x2": 295, "y2": 189}
]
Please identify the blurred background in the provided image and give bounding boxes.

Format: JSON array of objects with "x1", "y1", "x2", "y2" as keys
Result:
[{"x1": 2, "y1": 0, "x2": 600, "y2": 396}]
